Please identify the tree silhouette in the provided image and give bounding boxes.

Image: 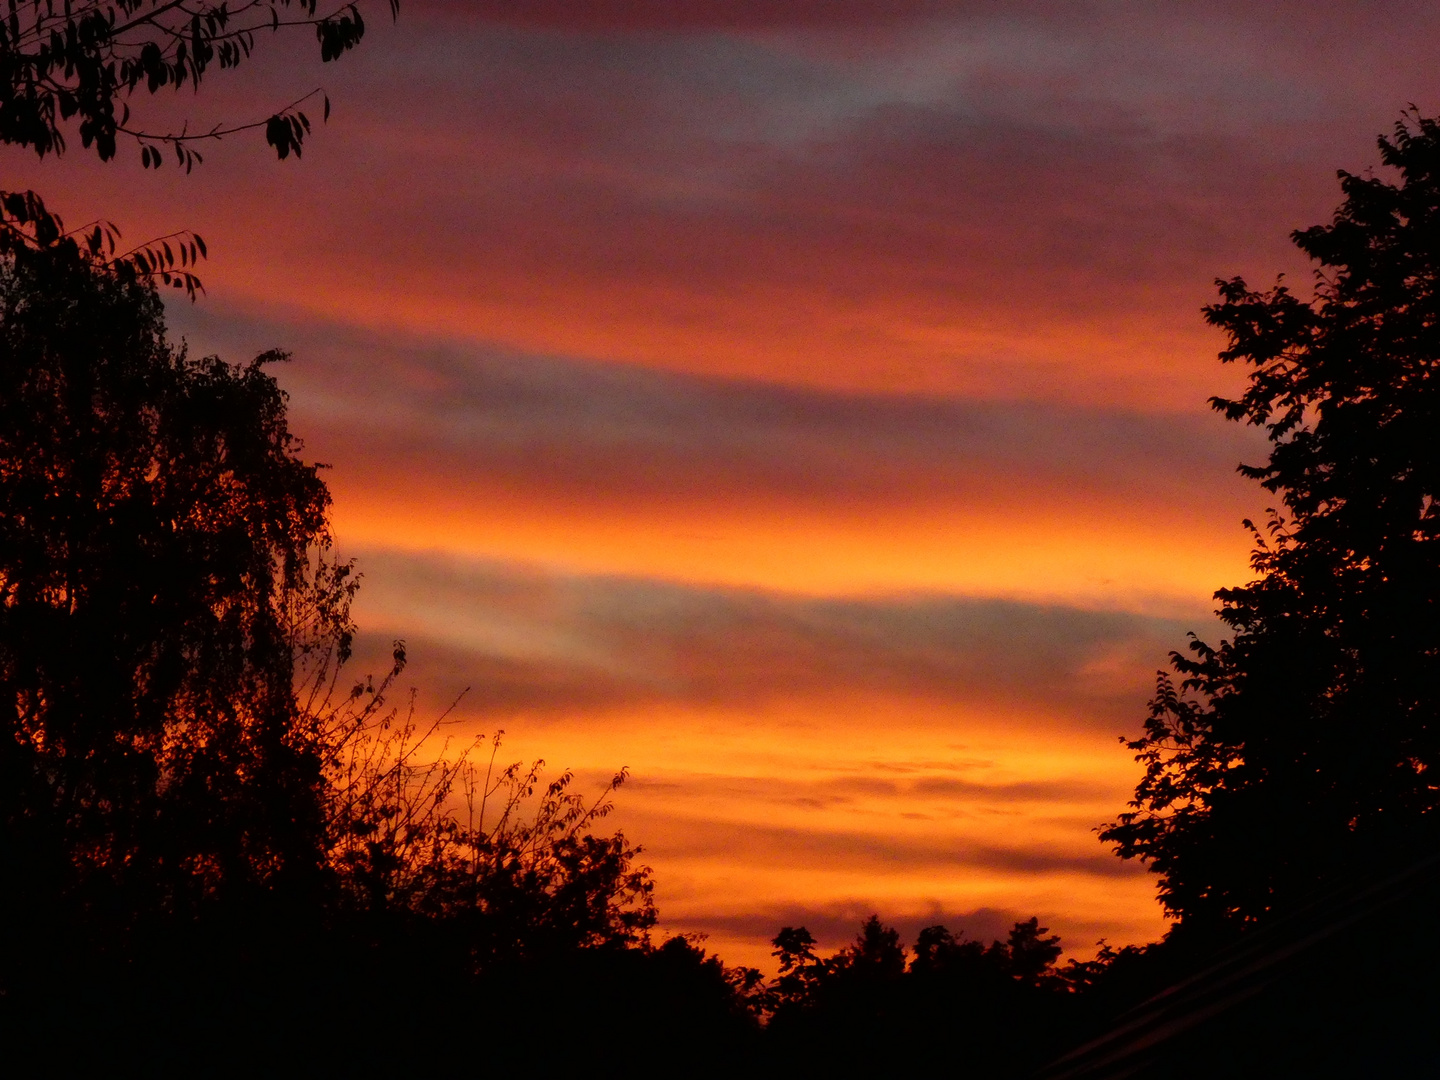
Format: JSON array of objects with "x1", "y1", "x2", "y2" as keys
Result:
[
  {"x1": 0, "y1": 212, "x2": 710, "y2": 1073},
  {"x1": 0, "y1": 207, "x2": 345, "y2": 983},
  {"x1": 1102, "y1": 110, "x2": 1440, "y2": 934},
  {"x1": 0, "y1": 0, "x2": 395, "y2": 168},
  {"x1": 1005, "y1": 916, "x2": 1065, "y2": 982}
]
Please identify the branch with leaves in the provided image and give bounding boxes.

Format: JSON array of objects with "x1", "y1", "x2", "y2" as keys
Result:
[
  {"x1": 0, "y1": 0, "x2": 395, "y2": 166},
  {"x1": 0, "y1": 187, "x2": 207, "y2": 296}
]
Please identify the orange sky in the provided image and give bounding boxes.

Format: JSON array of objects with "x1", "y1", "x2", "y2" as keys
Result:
[{"x1": 8, "y1": 0, "x2": 1440, "y2": 970}]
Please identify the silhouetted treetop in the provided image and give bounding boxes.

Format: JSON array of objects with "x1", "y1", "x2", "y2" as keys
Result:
[
  {"x1": 1006, "y1": 916, "x2": 1064, "y2": 982},
  {"x1": 764, "y1": 915, "x2": 1085, "y2": 1077},
  {"x1": 1103, "y1": 110, "x2": 1440, "y2": 932},
  {"x1": 0, "y1": 0, "x2": 397, "y2": 169}
]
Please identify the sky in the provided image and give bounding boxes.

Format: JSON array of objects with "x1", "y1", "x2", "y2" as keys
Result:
[{"x1": 7, "y1": 0, "x2": 1440, "y2": 969}]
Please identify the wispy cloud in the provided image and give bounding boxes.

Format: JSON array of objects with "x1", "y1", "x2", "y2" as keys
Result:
[{"x1": 348, "y1": 550, "x2": 1197, "y2": 724}]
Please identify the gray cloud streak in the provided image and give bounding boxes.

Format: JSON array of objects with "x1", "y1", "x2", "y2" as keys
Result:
[{"x1": 338, "y1": 550, "x2": 1207, "y2": 730}]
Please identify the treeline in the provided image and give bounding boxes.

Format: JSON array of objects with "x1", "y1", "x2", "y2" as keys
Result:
[{"x1": 762, "y1": 916, "x2": 1154, "y2": 1077}]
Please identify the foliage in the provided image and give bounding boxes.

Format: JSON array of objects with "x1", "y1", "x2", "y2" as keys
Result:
[
  {"x1": 316, "y1": 667, "x2": 658, "y2": 960},
  {"x1": 0, "y1": 217, "x2": 670, "y2": 1031},
  {"x1": 0, "y1": 199, "x2": 346, "y2": 986},
  {"x1": 769, "y1": 924, "x2": 824, "y2": 1008},
  {"x1": 2, "y1": 186, "x2": 206, "y2": 296},
  {"x1": 0, "y1": 0, "x2": 395, "y2": 169},
  {"x1": 1102, "y1": 110, "x2": 1440, "y2": 931}
]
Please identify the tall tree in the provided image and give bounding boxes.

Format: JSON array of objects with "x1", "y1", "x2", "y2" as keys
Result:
[
  {"x1": 0, "y1": 196, "x2": 346, "y2": 982},
  {"x1": 1103, "y1": 111, "x2": 1440, "y2": 933},
  {"x1": 0, "y1": 213, "x2": 667, "y2": 1031}
]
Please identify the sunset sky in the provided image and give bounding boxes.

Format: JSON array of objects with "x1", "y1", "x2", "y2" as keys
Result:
[{"x1": 8, "y1": 0, "x2": 1440, "y2": 969}]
